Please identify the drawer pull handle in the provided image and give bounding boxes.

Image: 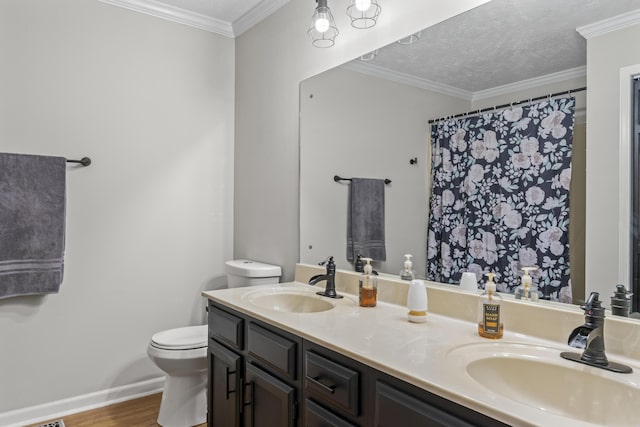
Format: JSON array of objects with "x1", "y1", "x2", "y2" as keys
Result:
[
  {"x1": 307, "y1": 375, "x2": 336, "y2": 394},
  {"x1": 225, "y1": 367, "x2": 237, "y2": 399}
]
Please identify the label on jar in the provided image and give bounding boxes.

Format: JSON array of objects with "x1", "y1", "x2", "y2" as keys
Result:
[{"x1": 483, "y1": 303, "x2": 500, "y2": 333}]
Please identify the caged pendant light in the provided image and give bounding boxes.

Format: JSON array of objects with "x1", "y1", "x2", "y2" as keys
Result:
[
  {"x1": 308, "y1": 0, "x2": 339, "y2": 48},
  {"x1": 346, "y1": 0, "x2": 381, "y2": 29}
]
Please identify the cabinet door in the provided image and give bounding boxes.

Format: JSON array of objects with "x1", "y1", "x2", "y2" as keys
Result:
[
  {"x1": 210, "y1": 340, "x2": 242, "y2": 427},
  {"x1": 374, "y1": 381, "x2": 475, "y2": 427},
  {"x1": 244, "y1": 363, "x2": 296, "y2": 427}
]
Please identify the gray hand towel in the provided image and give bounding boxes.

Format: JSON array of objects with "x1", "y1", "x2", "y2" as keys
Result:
[
  {"x1": 347, "y1": 178, "x2": 386, "y2": 262},
  {"x1": 0, "y1": 153, "x2": 66, "y2": 299}
]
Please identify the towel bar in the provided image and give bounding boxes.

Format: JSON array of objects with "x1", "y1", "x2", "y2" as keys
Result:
[
  {"x1": 66, "y1": 157, "x2": 91, "y2": 166},
  {"x1": 334, "y1": 175, "x2": 391, "y2": 185}
]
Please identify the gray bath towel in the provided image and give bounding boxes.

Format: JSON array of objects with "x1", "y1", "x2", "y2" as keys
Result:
[
  {"x1": 0, "y1": 153, "x2": 66, "y2": 299},
  {"x1": 347, "y1": 178, "x2": 386, "y2": 261}
]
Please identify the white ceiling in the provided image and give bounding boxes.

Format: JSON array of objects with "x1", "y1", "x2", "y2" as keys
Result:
[
  {"x1": 347, "y1": 0, "x2": 640, "y2": 96},
  {"x1": 98, "y1": 0, "x2": 289, "y2": 37}
]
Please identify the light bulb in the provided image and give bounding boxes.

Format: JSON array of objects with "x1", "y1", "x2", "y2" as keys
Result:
[
  {"x1": 314, "y1": 15, "x2": 330, "y2": 33},
  {"x1": 355, "y1": 0, "x2": 371, "y2": 11}
]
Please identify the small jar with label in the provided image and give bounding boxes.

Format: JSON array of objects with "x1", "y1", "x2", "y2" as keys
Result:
[{"x1": 477, "y1": 272, "x2": 503, "y2": 339}]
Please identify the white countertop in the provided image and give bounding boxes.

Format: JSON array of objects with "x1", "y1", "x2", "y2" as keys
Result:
[{"x1": 203, "y1": 281, "x2": 640, "y2": 427}]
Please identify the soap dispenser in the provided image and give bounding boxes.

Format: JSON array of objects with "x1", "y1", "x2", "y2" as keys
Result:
[
  {"x1": 407, "y1": 279, "x2": 428, "y2": 323},
  {"x1": 354, "y1": 254, "x2": 364, "y2": 273},
  {"x1": 477, "y1": 273, "x2": 503, "y2": 339},
  {"x1": 515, "y1": 267, "x2": 539, "y2": 301},
  {"x1": 359, "y1": 258, "x2": 377, "y2": 307},
  {"x1": 400, "y1": 254, "x2": 416, "y2": 281}
]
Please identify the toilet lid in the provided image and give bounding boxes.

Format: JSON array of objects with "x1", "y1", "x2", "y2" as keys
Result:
[{"x1": 151, "y1": 325, "x2": 208, "y2": 350}]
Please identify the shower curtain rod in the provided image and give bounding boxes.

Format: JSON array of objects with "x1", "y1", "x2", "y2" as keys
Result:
[{"x1": 427, "y1": 86, "x2": 586, "y2": 125}]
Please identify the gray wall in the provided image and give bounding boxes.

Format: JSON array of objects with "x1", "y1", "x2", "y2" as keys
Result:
[{"x1": 0, "y1": 0, "x2": 234, "y2": 413}]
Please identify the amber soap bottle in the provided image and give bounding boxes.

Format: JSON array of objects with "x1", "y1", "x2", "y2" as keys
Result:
[
  {"x1": 359, "y1": 258, "x2": 377, "y2": 307},
  {"x1": 477, "y1": 272, "x2": 503, "y2": 339}
]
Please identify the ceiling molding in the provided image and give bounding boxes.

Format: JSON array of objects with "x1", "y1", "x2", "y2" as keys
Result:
[
  {"x1": 577, "y1": 8, "x2": 640, "y2": 39},
  {"x1": 233, "y1": 0, "x2": 290, "y2": 37},
  {"x1": 472, "y1": 66, "x2": 587, "y2": 101},
  {"x1": 98, "y1": 0, "x2": 234, "y2": 37},
  {"x1": 341, "y1": 61, "x2": 473, "y2": 101},
  {"x1": 342, "y1": 62, "x2": 586, "y2": 103}
]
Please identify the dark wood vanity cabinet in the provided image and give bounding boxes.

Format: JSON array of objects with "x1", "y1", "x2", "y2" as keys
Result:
[
  {"x1": 208, "y1": 302, "x2": 302, "y2": 427},
  {"x1": 369, "y1": 371, "x2": 507, "y2": 427},
  {"x1": 208, "y1": 301, "x2": 508, "y2": 427}
]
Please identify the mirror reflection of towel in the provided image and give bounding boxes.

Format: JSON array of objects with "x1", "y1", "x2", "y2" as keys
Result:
[
  {"x1": 347, "y1": 178, "x2": 386, "y2": 262},
  {"x1": 0, "y1": 153, "x2": 66, "y2": 299}
]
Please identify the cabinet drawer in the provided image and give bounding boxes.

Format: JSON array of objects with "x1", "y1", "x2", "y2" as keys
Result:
[
  {"x1": 247, "y1": 322, "x2": 297, "y2": 380},
  {"x1": 304, "y1": 350, "x2": 360, "y2": 417},
  {"x1": 374, "y1": 380, "x2": 476, "y2": 427},
  {"x1": 305, "y1": 398, "x2": 358, "y2": 427},
  {"x1": 209, "y1": 305, "x2": 244, "y2": 350}
]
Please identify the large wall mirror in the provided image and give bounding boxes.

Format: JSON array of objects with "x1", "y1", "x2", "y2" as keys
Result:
[{"x1": 300, "y1": 0, "x2": 640, "y2": 313}]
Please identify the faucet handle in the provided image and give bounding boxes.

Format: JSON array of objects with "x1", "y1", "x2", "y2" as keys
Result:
[
  {"x1": 318, "y1": 256, "x2": 334, "y2": 266},
  {"x1": 581, "y1": 292, "x2": 600, "y2": 309},
  {"x1": 581, "y1": 292, "x2": 605, "y2": 324}
]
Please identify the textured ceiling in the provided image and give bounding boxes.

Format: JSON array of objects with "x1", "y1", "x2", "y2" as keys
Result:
[{"x1": 364, "y1": 0, "x2": 640, "y2": 93}]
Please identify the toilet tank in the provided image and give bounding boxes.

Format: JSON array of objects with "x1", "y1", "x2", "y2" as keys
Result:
[{"x1": 225, "y1": 259, "x2": 282, "y2": 288}]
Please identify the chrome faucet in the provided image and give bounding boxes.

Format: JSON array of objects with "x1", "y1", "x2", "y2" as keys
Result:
[
  {"x1": 308, "y1": 256, "x2": 343, "y2": 299},
  {"x1": 561, "y1": 292, "x2": 632, "y2": 373}
]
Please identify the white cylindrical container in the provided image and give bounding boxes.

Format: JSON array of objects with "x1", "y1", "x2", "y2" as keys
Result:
[
  {"x1": 225, "y1": 259, "x2": 282, "y2": 288},
  {"x1": 407, "y1": 279, "x2": 428, "y2": 323},
  {"x1": 459, "y1": 272, "x2": 478, "y2": 292}
]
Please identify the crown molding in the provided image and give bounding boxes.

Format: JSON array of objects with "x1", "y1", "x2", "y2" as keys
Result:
[
  {"x1": 98, "y1": 0, "x2": 234, "y2": 37},
  {"x1": 99, "y1": 0, "x2": 289, "y2": 37},
  {"x1": 342, "y1": 61, "x2": 586, "y2": 102},
  {"x1": 341, "y1": 61, "x2": 473, "y2": 101},
  {"x1": 233, "y1": 0, "x2": 290, "y2": 37},
  {"x1": 577, "y1": 9, "x2": 640, "y2": 39},
  {"x1": 472, "y1": 66, "x2": 587, "y2": 101}
]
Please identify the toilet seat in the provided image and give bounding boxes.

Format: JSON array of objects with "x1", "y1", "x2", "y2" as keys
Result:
[{"x1": 151, "y1": 325, "x2": 207, "y2": 350}]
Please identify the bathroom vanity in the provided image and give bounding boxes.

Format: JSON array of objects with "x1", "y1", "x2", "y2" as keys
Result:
[
  {"x1": 207, "y1": 300, "x2": 505, "y2": 427},
  {"x1": 203, "y1": 264, "x2": 640, "y2": 427}
]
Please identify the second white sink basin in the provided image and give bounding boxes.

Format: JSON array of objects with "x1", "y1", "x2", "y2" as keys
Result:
[
  {"x1": 243, "y1": 289, "x2": 335, "y2": 313},
  {"x1": 447, "y1": 342, "x2": 640, "y2": 426}
]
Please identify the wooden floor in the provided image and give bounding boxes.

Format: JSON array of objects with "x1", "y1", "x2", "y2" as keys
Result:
[{"x1": 26, "y1": 393, "x2": 207, "y2": 427}]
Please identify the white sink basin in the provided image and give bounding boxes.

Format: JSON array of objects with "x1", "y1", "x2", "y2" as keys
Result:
[
  {"x1": 243, "y1": 289, "x2": 335, "y2": 313},
  {"x1": 447, "y1": 342, "x2": 640, "y2": 426}
]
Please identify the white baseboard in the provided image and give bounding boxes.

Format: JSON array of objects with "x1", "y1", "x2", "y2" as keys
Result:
[{"x1": 0, "y1": 376, "x2": 165, "y2": 427}]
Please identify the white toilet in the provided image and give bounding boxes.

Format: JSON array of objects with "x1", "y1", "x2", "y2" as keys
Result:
[
  {"x1": 147, "y1": 325, "x2": 208, "y2": 427},
  {"x1": 147, "y1": 259, "x2": 281, "y2": 427},
  {"x1": 225, "y1": 259, "x2": 282, "y2": 288}
]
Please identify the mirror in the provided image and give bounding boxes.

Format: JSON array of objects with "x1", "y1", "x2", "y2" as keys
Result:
[{"x1": 300, "y1": 0, "x2": 640, "y2": 311}]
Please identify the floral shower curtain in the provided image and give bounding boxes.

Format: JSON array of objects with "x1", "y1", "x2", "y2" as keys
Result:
[{"x1": 427, "y1": 97, "x2": 574, "y2": 302}]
